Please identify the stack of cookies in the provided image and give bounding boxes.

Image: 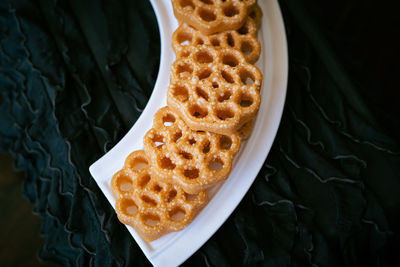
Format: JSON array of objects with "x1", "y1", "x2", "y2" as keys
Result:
[{"x1": 111, "y1": 0, "x2": 263, "y2": 241}]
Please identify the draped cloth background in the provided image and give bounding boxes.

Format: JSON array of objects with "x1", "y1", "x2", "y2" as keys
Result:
[{"x1": 1, "y1": 0, "x2": 399, "y2": 266}]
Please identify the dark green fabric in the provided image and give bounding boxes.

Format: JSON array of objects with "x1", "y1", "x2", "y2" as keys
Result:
[{"x1": 0, "y1": 0, "x2": 399, "y2": 266}]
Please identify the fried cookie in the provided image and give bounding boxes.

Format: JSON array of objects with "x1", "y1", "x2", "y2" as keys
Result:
[
  {"x1": 172, "y1": 0, "x2": 257, "y2": 35},
  {"x1": 172, "y1": 15, "x2": 261, "y2": 63},
  {"x1": 168, "y1": 44, "x2": 262, "y2": 135},
  {"x1": 143, "y1": 107, "x2": 241, "y2": 194},
  {"x1": 111, "y1": 150, "x2": 208, "y2": 241}
]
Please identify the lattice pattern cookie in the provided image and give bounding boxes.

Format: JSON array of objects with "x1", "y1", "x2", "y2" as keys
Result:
[
  {"x1": 168, "y1": 44, "x2": 262, "y2": 135},
  {"x1": 172, "y1": 16, "x2": 261, "y2": 63},
  {"x1": 143, "y1": 107, "x2": 241, "y2": 194},
  {"x1": 172, "y1": 0, "x2": 257, "y2": 35},
  {"x1": 111, "y1": 150, "x2": 208, "y2": 241}
]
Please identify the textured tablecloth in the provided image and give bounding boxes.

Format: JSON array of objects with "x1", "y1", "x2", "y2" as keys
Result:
[{"x1": 1, "y1": 0, "x2": 399, "y2": 266}]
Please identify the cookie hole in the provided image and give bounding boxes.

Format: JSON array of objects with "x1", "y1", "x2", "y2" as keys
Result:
[
  {"x1": 249, "y1": 11, "x2": 257, "y2": 19},
  {"x1": 171, "y1": 84, "x2": 189, "y2": 102},
  {"x1": 167, "y1": 189, "x2": 177, "y2": 202},
  {"x1": 169, "y1": 207, "x2": 186, "y2": 222},
  {"x1": 202, "y1": 140, "x2": 211, "y2": 153},
  {"x1": 142, "y1": 213, "x2": 160, "y2": 227},
  {"x1": 240, "y1": 99, "x2": 253, "y2": 107},
  {"x1": 198, "y1": 8, "x2": 216, "y2": 21},
  {"x1": 194, "y1": 37, "x2": 204, "y2": 45},
  {"x1": 179, "y1": 150, "x2": 193, "y2": 160},
  {"x1": 196, "y1": 87, "x2": 209, "y2": 101},
  {"x1": 180, "y1": 40, "x2": 190, "y2": 46},
  {"x1": 122, "y1": 199, "x2": 138, "y2": 215},
  {"x1": 153, "y1": 183, "x2": 163, "y2": 192},
  {"x1": 128, "y1": 156, "x2": 148, "y2": 171},
  {"x1": 184, "y1": 168, "x2": 200, "y2": 179},
  {"x1": 239, "y1": 94, "x2": 253, "y2": 107},
  {"x1": 210, "y1": 38, "x2": 220, "y2": 47},
  {"x1": 189, "y1": 104, "x2": 208, "y2": 118},
  {"x1": 160, "y1": 156, "x2": 176, "y2": 170},
  {"x1": 141, "y1": 194, "x2": 157, "y2": 206},
  {"x1": 222, "y1": 53, "x2": 239, "y2": 67},
  {"x1": 115, "y1": 172, "x2": 132, "y2": 192},
  {"x1": 241, "y1": 41, "x2": 253, "y2": 55},
  {"x1": 188, "y1": 137, "x2": 196, "y2": 145},
  {"x1": 223, "y1": 4, "x2": 239, "y2": 17},
  {"x1": 240, "y1": 68, "x2": 255, "y2": 85},
  {"x1": 208, "y1": 157, "x2": 224, "y2": 171},
  {"x1": 195, "y1": 50, "x2": 213, "y2": 64},
  {"x1": 221, "y1": 70, "x2": 235, "y2": 83},
  {"x1": 177, "y1": 30, "x2": 192, "y2": 46},
  {"x1": 212, "y1": 82, "x2": 219, "y2": 88},
  {"x1": 151, "y1": 133, "x2": 165, "y2": 149},
  {"x1": 219, "y1": 135, "x2": 232, "y2": 150},
  {"x1": 249, "y1": 8, "x2": 257, "y2": 20},
  {"x1": 184, "y1": 193, "x2": 198, "y2": 201},
  {"x1": 238, "y1": 24, "x2": 249, "y2": 35},
  {"x1": 163, "y1": 113, "x2": 176, "y2": 126},
  {"x1": 173, "y1": 131, "x2": 183, "y2": 143},
  {"x1": 176, "y1": 63, "x2": 193, "y2": 79},
  {"x1": 179, "y1": 0, "x2": 195, "y2": 11},
  {"x1": 216, "y1": 107, "x2": 234, "y2": 120},
  {"x1": 227, "y1": 33, "x2": 235, "y2": 47},
  {"x1": 118, "y1": 176, "x2": 132, "y2": 192},
  {"x1": 217, "y1": 91, "x2": 232, "y2": 102},
  {"x1": 199, "y1": 0, "x2": 213, "y2": 4},
  {"x1": 198, "y1": 68, "x2": 212, "y2": 80},
  {"x1": 138, "y1": 174, "x2": 151, "y2": 188}
]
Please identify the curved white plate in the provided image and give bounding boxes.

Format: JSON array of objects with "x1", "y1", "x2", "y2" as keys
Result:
[{"x1": 89, "y1": 0, "x2": 287, "y2": 266}]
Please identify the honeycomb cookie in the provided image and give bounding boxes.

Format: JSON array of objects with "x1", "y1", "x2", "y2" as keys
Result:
[
  {"x1": 167, "y1": 44, "x2": 262, "y2": 135},
  {"x1": 172, "y1": 0, "x2": 257, "y2": 35},
  {"x1": 172, "y1": 15, "x2": 261, "y2": 63},
  {"x1": 111, "y1": 150, "x2": 208, "y2": 241},
  {"x1": 143, "y1": 107, "x2": 241, "y2": 194}
]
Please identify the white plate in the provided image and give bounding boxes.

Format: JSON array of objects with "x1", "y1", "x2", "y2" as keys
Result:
[{"x1": 89, "y1": 0, "x2": 288, "y2": 266}]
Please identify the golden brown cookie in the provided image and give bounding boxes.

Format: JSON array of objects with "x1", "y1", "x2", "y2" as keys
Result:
[
  {"x1": 111, "y1": 150, "x2": 208, "y2": 241},
  {"x1": 143, "y1": 107, "x2": 241, "y2": 194},
  {"x1": 172, "y1": 15, "x2": 261, "y2": 63},
  {"x1": 168, "y1": 44, "x2": 262, "y2": 135},
  {"x1": 172, "y1": 0, "x2": 257, "y2": 35}
]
